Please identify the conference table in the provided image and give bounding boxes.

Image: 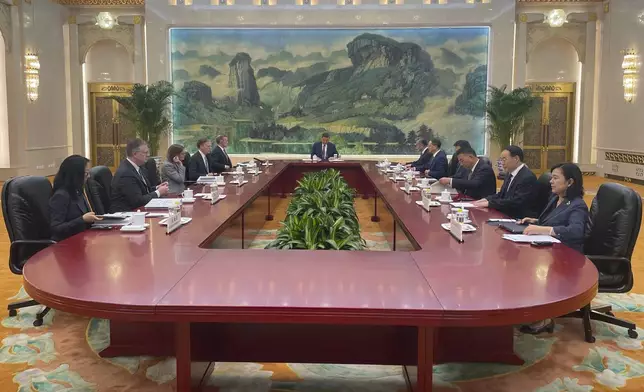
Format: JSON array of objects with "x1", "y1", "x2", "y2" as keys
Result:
[{"x1": 22, "y1": 161, "x2": 598, "y2": 392}]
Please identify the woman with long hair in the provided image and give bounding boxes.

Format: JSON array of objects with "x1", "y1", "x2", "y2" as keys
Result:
[
  {"x1": 161, "y1": 144, "x2": 187, "y2": 194},
  {"x1": 50, "y1": 155, "x2": 103, "y2": 241}
]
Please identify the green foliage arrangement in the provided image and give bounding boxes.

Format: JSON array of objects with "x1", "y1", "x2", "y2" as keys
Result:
[
  {"x1": 266, "y1": 170, "x2": 366, "y2": 250},
  {"x1": 485, "y1": 85, "x2": 538, "y2": 149},
  {"x1": 110, "y1": 81, "x2": 175, "y2": 156}
]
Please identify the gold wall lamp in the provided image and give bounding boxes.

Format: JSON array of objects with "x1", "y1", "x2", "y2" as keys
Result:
[
  {"x1": 24, "y1": 53, "x2": 40, "y2": 103},
  {"x1": 622, "y1": 49, "x2": 640, "y2": 103}
]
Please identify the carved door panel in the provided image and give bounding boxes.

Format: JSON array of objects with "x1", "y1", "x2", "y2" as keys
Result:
[
  {"x1": 89, "y1": 83, "x2": 134, "y2": 172},
  {"x1": 524, "y1": 83, "x2": 575, "y2": 175}
]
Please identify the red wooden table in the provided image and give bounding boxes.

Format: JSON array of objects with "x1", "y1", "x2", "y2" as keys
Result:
[{"x1": 22, "y1": 161, "x2": 598, "y2": 392}]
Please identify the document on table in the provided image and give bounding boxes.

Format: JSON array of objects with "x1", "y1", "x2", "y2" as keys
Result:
[
  {"x1": 450, "y1": 202, "x2": 476, "y2": 208},
  {"x1": 502, "y1": 235, "x2": 561, "y2": 244},
  {"x1": 144, "y1": 198, "x2": 183, "y2": 209}
]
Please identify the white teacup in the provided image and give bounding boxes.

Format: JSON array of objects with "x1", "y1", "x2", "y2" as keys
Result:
[
  {"x1": 216, "y1": 175, "x2": 224, "y2": 184},
  {"x1": 131, "y1": 212, "x2": 146, "y2": 227},
  {"x1": 182, "y1": 189, "x2": 194, "y2": 199},
  {"x1": 420, "y1": 178, "x2": 430, "y2": 187},
  {"x1": 236, "y1": 166, "x2": 243, "y2": 173},
  {"x1": 440, "y1": 190, "x2": 452, "y2": 201}
]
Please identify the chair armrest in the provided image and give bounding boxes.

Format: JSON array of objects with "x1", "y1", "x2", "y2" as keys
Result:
[
  {"x1": 9, "y1": 240, "x2": 56, "y2": 274},
  {"x1": 586, "y1": 255, "x2": 631, "y2": 274},
  {"x1": 586, "y1": 255, "x2": 630, "y2": 264}
]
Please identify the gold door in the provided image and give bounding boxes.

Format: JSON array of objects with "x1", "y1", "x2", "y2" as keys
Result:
[
  {"x1": 89, "y1": 83, "x2": 134, "y2": 171},
  {"x1": 523, "y1": 83, "x2": 575, "y2": 175}
]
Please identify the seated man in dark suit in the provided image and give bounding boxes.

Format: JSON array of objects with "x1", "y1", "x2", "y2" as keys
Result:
[
  {"x1": 449, "y1": 140, "x2": 471, "y2": 179},
  {"x1": 310, "y1": 132, "x2": 338, "y2": 161},
  {"x1": 210, "y1": 134, "x2": 233, "y2": 173},
  {"x1": 473, "y1": 145, "x2": 538, "y2": 218},
  {"x1": 110, "y1": 138, "x2": 169, "y2": 212},
  {"x1": 438, "y1": 147, "x2": 496, "y2": 200},
  {"x1": 406, "y1": 139, "x2": 432, "y2": 170},
  {"x1": 188, "y1": 137, "x2": 213, "y2": 181},
  {"x1": 421, "y1": 138, "x2": 448, "y2": 179}
]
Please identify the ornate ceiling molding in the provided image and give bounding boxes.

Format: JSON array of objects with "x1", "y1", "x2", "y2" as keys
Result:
[{"x1": 51, "y1": 0, "x2": 144, "y2": 5}]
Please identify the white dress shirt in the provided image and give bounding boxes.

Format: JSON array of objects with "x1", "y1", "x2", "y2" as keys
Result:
[
  {"x1": 507, "y1": 163, "x2": 525, "y2": 189},
  {"x1": 198, "y1": 150, "x2": 210, "y2": 173},
  {"x1": 128, "y1": 158, "x2": 160, "y2": 197}
]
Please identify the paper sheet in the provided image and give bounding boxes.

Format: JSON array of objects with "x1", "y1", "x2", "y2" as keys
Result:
[{"x1": 502, "y1": 235, "x2": 561, "y2": 244}]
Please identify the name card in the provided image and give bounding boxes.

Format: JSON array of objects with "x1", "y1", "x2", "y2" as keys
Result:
[
  {"x1": 450, "y1": 219, "x2": 464, "y2": 243},
  {"x1": 166, "y1": 206, "x2": 182, "y2": 235}
]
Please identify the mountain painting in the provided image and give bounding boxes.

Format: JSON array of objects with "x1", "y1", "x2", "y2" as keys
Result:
[{"x1": 170, "y1": 27, "x2": 489, "y2": 156}]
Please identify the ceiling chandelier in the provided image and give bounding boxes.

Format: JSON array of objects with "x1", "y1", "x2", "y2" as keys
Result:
[
  {"x1": 545, "y1": 9, "x2": 567, "y2": 27},
  {"x1": 96, "y1": 12, "x2": 118, "y2": 30}
]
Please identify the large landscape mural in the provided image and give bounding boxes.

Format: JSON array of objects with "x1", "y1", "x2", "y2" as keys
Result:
[{"x1": 170, "y1": 27, "x2": 489, "y2": 155}]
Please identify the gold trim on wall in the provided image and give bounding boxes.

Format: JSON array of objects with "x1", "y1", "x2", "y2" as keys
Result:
[
  {"x1": 605, "y1": 152, "x2": 644, "y2": 165},
  {"x1": 89, "y1": 83, "x2": 133, "y2": 94}
]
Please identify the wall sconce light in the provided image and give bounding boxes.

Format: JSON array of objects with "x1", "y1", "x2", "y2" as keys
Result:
[
  {"x1": 24, "y1": 53, "x2": 40, "y2": 102},
  {"x1": 95, "y1": 12, "x2": 118, "y2": 29},
  {"x1": 545, "y1": 9, "x2": 567, "y2": 27},
  {"x1": 622, "y1": 49, "x2": 640, "y2": 103}
]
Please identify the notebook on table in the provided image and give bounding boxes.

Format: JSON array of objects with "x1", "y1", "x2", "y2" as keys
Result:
[{"x1": 499, "y1": 222, "x2": 528, "y2": 234}]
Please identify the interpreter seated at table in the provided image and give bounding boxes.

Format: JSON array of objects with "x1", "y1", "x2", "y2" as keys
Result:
[
  {"x1": 310, "y1": 132, "x2": 338, "y2": 161},
  {"x1": 49, "y1": 155, "x2": 104, "y2": 242},
  {"x1": 161, "y1": 144, "x2": 187, "y2": 194},
  {"x1": 188, "y1": 137, "x2": 213, "y2": 181},
  {"x1": 420, "y1": 138, "x2": 448, "y2": 179},
  {"x1": 406, "y1": 139, "x2": 432, "y2": 170},
  {"x1": 472, "y1": 145, "x2": 538, "y2": 218},
  {"x1": 448, "y1": 139, "x2": 471, "y2": 179},
  {"x1": 110, "y1": 138, "x2": 169, "y2": 212},
  {"x1": 210, "y1": 134, "x2": 233, "y2": 173},
  {"x1": 518, "y1": 163, "x2": 589, "y2": 335},
  {"x1": 437, "y1": 147, "x2": 496, "y2": 200}
]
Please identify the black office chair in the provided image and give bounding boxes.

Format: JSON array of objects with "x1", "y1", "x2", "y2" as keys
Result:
[
  {"x1": 143, "y1": 158, "x2": 160, "y2": 188},
  {"x1": 535, "y1": 172, "x2": 553, "y2": 214},
  {"x1": 1, "y1": 176, "x2": 55, "y2": 327},
  {"x1": 89, "y1": 165, "x2": 112, "y2": 212},
  {"x1": 563, "y1": 183, "x2": 641, "y2": 342},
  {"x1": 478, "y1": 156, "x2": 492, "y2": 167}
]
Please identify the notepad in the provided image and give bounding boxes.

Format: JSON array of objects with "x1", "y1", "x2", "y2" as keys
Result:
[
  {"x1": 450, "y1": 202, "x2": 475, "y2": 208},
  {"x1": 502, "y1": 235, "x2": 561, "y2": 244},
  {"x1": 144, "y1": 198, "x2": 183, "y2": 209}
]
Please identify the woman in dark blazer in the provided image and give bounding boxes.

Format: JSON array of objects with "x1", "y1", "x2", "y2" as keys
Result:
[
  {"x1": 49, "y1": 155, "x2": 103, "y2": 242},
  {"x1": 161, "y1": 144, "x2": 187, "y2": 194},
  {"x1": 518, "y1": 162, "x2": 589, "y2": 334}
]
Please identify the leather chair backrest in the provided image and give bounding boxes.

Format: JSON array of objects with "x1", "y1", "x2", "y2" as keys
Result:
[
  {"x1": 144, "y1": 158, "x2": 159, "y2": 188},
  {"x1": 182, "y1": 152, "x2": 191, "y2": 182},
  {"x1": 535, "y1": 172, "x2": 553, "y2": 214},
  {"x1": 585, "y1": 183, "x2": 642, "y2": 259},
  {"x1": 89, "y1": 166, "x2": 112, "y2": 211},
  {"x1": 1, "y1": 176, "x2": 52, "y2": 243},
  {"x1": 478, "y1": 156, "x2": 492, "y2": 167}
]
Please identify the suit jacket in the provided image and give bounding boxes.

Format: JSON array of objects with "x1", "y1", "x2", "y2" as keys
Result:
[
  {"x1": 486, "y1": 165, "x2": 538, "y2": 219},
  {"x1": 188, "y1": 151, "x2": 211, "y2": 181},
  {"x1": 310, "y1": 142, "x2": 338, "y2": 161},
  {"x1": 448, "y1": 153, "x2": 460, "y2": 177},
  {"x1": 408, "y1": 149, "x2": 433, "y2": 169},
  {"x1": 49, "y1": 184, "x2": 104, "y2": 242},
  {"x1": 421, "y1": 150, "x2": 448, "y2": 179},
  {"x1": 537, "y1": 195, "x2": 588, "y2": 253},
  {"x1": 161, "y1": 160, "x2": 186, "y2": 194},
  {"x1": 110, "y1": 159, "x2": 158, "y2": 212},
  {"x1": 450, "y1": 160, "x2": 497, "y2": 200},
  {"x1": 209, "y1": 145, "x2": 232, "y2": 173}
]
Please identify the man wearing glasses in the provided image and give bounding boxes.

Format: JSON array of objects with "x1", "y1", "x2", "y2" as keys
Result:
[{"x1": 110, "y1": 138, "x2": 169, "y2": 212}]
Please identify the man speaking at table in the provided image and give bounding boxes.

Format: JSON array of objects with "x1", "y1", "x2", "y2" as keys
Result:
[
  {"x1": 438, "y1": 147, "x2": 496, "y2": 200},
  {"x1": 110, "y1": 139, "x2": 169, "y2": 212},
  {"x1": 311, "y1": 132, "x2": 338, "y2": 161},
  {"x1": 472, "y1": 145, "x2": 538, "y2": 218},
  {"x1": 420, "y1": 138, "x2": 448, "y2": 179}
]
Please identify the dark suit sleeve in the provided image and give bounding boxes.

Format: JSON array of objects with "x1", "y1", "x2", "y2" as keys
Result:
[
  {"x1": 119, "y1": 174, "x2": 157, "y2": 209},
  {"x1": 330, "y1": 143, "x2": 339, "y2": 157},
  {"x1": 209, "y1": 151, "x2": 227, "y2": 173},
  {"x1": 188, "y1": 157, "x2": 200, "y2": 181},
  {"x1": 548, "y1": 201, "x2": 588, "y2": 246},
  {"x1": 310, "y1": 143, "x2": 317, "y2": 159},
  {"x1": 487, "y1": 175, "x2": 537, "y2": 214},
  {"x1": 450, "y1": 165, "x2": 491, "y2": 191},
  {"x1": 426, "y1": 155, "x2": 448, "y2": 179},
  {"x1": 49, "y1": 191, "x2": 87, "y2": 241}
]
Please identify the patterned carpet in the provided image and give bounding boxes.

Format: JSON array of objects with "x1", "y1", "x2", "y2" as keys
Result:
[{"x1": 1, "y1": 197, "x2": 644, "y2": 391}]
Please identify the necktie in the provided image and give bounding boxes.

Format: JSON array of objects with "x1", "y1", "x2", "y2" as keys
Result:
[
  {"x1": 204, "y1": 155, "x2": 209, "y2": 173},
  {"x1": 467, "y1": 168, "x2": 473, "y2": 180},
  {"x1": 223, "y1": 147, "x2": 230, "y2": 166},
  {"x1": 322, "y1": 144, "x2": 327, "y2": 159},
  {"x1": 500, "y1": 174, "x2": 513, "y2": 197}
]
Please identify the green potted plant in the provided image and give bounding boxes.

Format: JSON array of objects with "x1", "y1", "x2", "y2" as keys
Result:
[
  {"x1": 485, "y1": 85, "x2": 538, "y2": 175},
  {"x1": 110, "y1": 81, "x2": 175, "y2": 156}
]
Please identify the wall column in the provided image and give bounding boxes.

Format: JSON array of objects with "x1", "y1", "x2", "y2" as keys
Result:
[
  {"x1": 578, "y1": 13, "x2": 597, "y2": 167},
  {"x1": 64, "y1": 15, "x2": 83, "y2": 156},
  {"x1": 513, "y1": 14, "x2": 528, "y2": 89},
  {"x1": 133, "y1": 15, "x2": 145, "y2": 84}
]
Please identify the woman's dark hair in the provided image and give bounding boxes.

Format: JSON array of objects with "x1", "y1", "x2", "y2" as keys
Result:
[
  {"x1": 167, "y1": 144, "x2": 185, "y2": 162},
  {"x1": 53, "y1": 155, "x2": 90, "y2": 199},
  {"x1": 453, "y1": 140, "x2": 471, "y2": 150},
  {"x1": 551, "y1": 162, "x2": 584, "y2": 199}
]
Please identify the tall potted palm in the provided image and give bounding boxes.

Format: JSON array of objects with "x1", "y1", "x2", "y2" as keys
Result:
[
  {"x1": 485, "y1": 85, "x2": 538, "y2": 175},
  {"x1": 110, "y1": 81, "x2": 175, "y2": 156}
]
